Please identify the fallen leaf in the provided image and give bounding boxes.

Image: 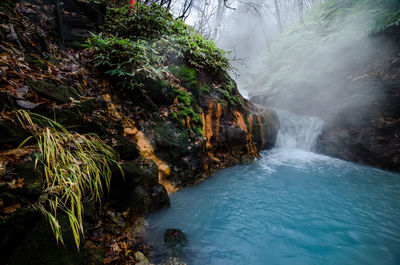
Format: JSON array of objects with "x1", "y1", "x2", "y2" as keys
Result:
[
  {"x1": 0, "y1": 146, "x2": 34, "y2": 161},
  {"x1": 8, "y1": 178, "x2": 24, "y2": 189},
  {"x1": 0, "y1": 162, "x2": 5, "y2": 177},
  {"x1": 2, "y1": 202, "x2": 21, "y2": 213}
]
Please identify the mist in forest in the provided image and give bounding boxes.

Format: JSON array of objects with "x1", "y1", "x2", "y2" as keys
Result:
[{"x1": 183, "y1": 0, "x2": 397, "y2": 122}]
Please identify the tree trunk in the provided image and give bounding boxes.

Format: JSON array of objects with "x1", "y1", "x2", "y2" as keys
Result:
[
  {"x1": 273, "y1": 0, "x2": 283, "y2": 33},
  {"x1": 213, "y1": 0, "x2": 225, "y2": 40},
  {"x1": 298, "y1": 0, "x2": 304, "y2": 24}
]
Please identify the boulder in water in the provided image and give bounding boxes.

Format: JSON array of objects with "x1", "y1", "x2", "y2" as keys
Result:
[{"x1": 164, "y1": 229, "x2": 187, "y2": 247}]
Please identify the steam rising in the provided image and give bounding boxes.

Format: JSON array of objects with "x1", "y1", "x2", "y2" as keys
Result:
[{"x1": 185, "y1": 1, "x2": 397, "y2": 123}]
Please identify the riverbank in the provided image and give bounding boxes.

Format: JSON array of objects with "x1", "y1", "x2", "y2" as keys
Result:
[{"x1": 0, "y1": 1, "x2": 279, "y2": 264}]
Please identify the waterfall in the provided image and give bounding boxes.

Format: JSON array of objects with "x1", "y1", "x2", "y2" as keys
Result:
[{"x1": 275, "y1": 110, "x2": 323, "y2": 152}]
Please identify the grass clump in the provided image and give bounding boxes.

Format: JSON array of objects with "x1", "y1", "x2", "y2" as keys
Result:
[{"x1": 17, "y1": 110, "x2": 121, "y2": 249}]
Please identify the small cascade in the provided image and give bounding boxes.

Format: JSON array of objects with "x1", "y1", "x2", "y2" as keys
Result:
[{"x1": 275, "y1": 110, "x2": 323, "y2": 151}]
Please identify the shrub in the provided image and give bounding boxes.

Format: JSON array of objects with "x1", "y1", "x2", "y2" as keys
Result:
[
  {"x1": 87, "y1": 3, "x2": 230, "y2": 84},
  {"x1": 85, "y1": 34, "x2": 166, "y2": 86}
]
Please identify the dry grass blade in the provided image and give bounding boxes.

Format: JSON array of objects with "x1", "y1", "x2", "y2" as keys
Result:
[{"x1": 16, "y1": 110, "x2": 123, "y2": 249}]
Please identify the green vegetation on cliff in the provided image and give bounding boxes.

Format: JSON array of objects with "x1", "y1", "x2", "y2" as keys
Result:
[
  {"x1": 85, "y1": 3, "x2": 240, "y2": 138},
  {"x1": 86, "y1": 3, "x2": 230, "y2": 84}
]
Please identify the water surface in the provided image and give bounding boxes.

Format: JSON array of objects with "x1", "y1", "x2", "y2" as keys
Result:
[{"x1": 147, "y1": 112, "x2": 400, "y2": 265}]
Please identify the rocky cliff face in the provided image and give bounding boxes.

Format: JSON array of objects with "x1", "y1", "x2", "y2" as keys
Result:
[
  {"x1": 0, "y1": 1, "x2": 278, "y2": 264},
  {"x1": 318, "y1": 76, "x2": 400, "y2": 171}
]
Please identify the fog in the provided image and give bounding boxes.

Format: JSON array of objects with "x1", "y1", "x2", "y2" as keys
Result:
[{"x1": 183, "y1": 0, "x2": 397, "y2": 123}]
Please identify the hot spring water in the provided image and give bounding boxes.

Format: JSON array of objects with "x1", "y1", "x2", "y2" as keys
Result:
[{"x1": 147, "y1": 111, "x2": 400, "y2": 265}]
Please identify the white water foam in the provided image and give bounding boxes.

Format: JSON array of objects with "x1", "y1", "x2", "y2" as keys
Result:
[{"x1": 275, "y1": 110, "x2": 324, "y2": 152}]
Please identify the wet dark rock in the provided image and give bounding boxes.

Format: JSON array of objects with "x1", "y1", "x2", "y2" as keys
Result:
[
  {"x1": 149, "y1": 184, "x2": 170, "y2": 211},
  {"x1": 14, "y1": 159, "x2": 44, "y2": 202},
  {"x1": 164, "y1": 229, "x2": 187, "y2": 247},
  {"x1": 318, "y1": 81, "x2": 400, "y2": 171},
  {"x1": 0, "y1": 119, "x2": 31, "y2": 150},
  {"x1": 109, "y1": 161, "x2": 143, "y2": 205},
  {"x1": 82, "y1": 247, "x2": 105, "y2": 265},
  {"x1": 143, "y1": 79, "x2": 176, "y2": 106},
  {"x1": 109, "y1": 158, "x2": 170, "y2": 213},
  {"x1": 0, "y1": 91, "x2": 16, "y2": 111},
  {"x1": 0, "y1": 208, "x2": 41, "y2": 265},
  {"x1": 114, "y1": 137, "x2": 140, "y2": 161},
  {"x1": 78, "y1": 99, "x2": 97, "y2": 113},
  {"x1": 7, "y1": 216, "x2": 85, "y2": 265},
  {"x1": 35, "y1": 103, "x2": 108, "y2": 135},
  {"x1": 251, "y1": 106, "x2": 280, "y2": 150}
]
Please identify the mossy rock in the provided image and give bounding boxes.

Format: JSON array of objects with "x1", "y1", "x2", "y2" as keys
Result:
[
  {"x1": 26, "y1": 54, "x2": 48, "y2": 71},
  {"x1": 0, "y1": 119, "x2": 31, "y2": 150},
  {"x1": 143, "y1": 79, "x2": 176, "y2": 106},
  {"x1": 35, "y1": 104, "x2": 107, "y2": 135},
  {"x1": 169, "y1": 65, "x2": 200, "y2": 95},
  {"x1": 152, "y1": 120, "x2": 190, "y2": 161},
  {"x1": 26, "y1": 79, "x2": 80, "y2": 103},
  {"x1": 76, "y1": 99, "x2": 97, "y2": 114},
  {"x1": 14, "y1": 159, "x2": 44, "y2": 202}
]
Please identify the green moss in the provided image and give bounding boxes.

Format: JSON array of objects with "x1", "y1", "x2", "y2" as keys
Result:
[
  {"x1": 170, "y1": 111, "x2": 182, "y2": 126},
  {"x1": 153, "y1": 120, "x2": 188, "y2": 148},
  {"x1": 226, "y1": 78, "x2": 235, "y2": 91},
  {"x1": 194, "y1": 126, "x2": 203, "y2": 136},
  {"x1": 169, "y1": 65, "x2": 199, "y2": 92},
  {"x1": 195, "y1": 105, "x2": 203, "y2": 114},
  {"x1": 200, "y1": 84, "x2": 211, "y2": 93},
  {"x1": 234, "y1": 96, "x2": 243, "y2": 105},
  {"x1": 172, "y1": 89, "x2": 192, "y2": 106},
  {"x1": 26, "y1": 54, "x2": 47, "y2": 71},
  {"x1": 177, "y1": 105, "x2": 195, "y2": 118},
  {"x1": 192, "y1": 112, "x2": 202, "y2": 124},
  {"x1": 216, "y1": 98, "x2": 227, "y2": 108}
]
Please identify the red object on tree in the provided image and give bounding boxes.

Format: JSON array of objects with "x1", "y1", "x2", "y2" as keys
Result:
[{"x1": 130, "y1": 0, "x2": 136, "y2": 12}]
